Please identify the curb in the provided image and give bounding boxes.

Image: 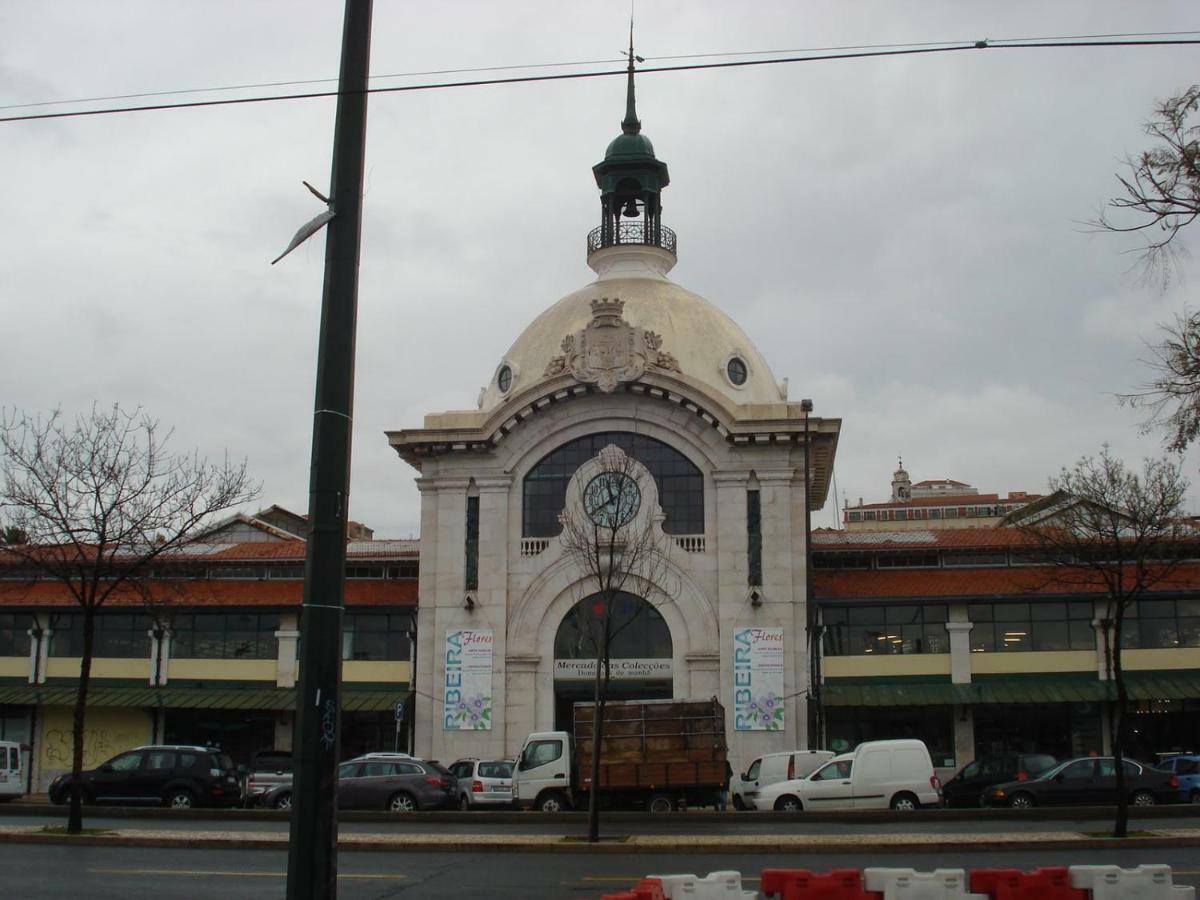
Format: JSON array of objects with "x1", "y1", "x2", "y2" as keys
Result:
[{"x1": 3, "y1": 831, "x2": 1200, "y2": 855}]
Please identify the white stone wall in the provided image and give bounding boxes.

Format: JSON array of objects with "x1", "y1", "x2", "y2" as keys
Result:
[{"x1": 408, "y1": 391, "x2": 815, "y2": 769}]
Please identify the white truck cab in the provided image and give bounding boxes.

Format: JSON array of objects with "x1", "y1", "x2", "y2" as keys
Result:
[{"x1": 513, "y1": 731, "x2": 573, "y2": 812}]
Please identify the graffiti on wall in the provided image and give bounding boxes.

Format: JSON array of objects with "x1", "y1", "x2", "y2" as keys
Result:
[{"x1": 37, "y1": 707, "x2": 151, "y2": 790}]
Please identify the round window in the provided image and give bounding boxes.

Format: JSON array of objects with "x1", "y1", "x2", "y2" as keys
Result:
[
  {"x1": 497, "y1": 365, "x2": 513, "y2": 393},
  {"x1": 726, "y1": 357, "x2": 748, "y2": 386}
]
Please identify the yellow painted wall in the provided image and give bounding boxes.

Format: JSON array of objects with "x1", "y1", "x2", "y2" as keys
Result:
[
  {"x1": 38, "y1": 705, "x2": 151, "y2": 791},
  {"x1": 970, "y1": 650, "x2": 1095, "y2": 675},
  {"x1": 343, "y1": 661, "x2": 410, "y2": 684},
  {"x1": 44, "y1": 658, "x2": 151, "y2": 679},
  {"x1": 169, "y1": 659, "x2": 275, "y2": 681},
  {"x1": 824, "y1": 654, "x2": 951, "y2": 678},
  {"x1": 1122, "y1": 648, "x2": 1200, "y2": 671},
  {"x1": 0, "y1": 657, "x2": 27, "y2": 678}
]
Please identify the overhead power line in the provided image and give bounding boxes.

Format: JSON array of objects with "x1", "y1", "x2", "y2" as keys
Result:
[
  {"x1": 2, "y1": 37, "x2": 1198, "y2": 125},
  {"x1": 5, "y1": 29, "x2": 1197, "y2": 114}
]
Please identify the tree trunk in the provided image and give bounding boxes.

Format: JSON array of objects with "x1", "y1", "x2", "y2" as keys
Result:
[
  {"x1": 1111, "y1": 606, "x2": 1129, "y2": 839},
  {"x1": 586, "y1": 618, "x2": 611, "y2": 843},
  {"x1": 68, "y1": 606, "x2": 97, "y2": 835}
]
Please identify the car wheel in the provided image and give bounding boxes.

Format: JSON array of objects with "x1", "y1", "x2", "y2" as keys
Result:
[
  {"x1": 458, "y1": 794, "x2": 471, "y2": 811},
  {"x1": 732, "y1": 794, "x2": 746, "y2": 811},
  {"x1": 1009, "y1": 792, "x2": 1035, "y2": 810},
  {"x1": 889, "y1": 792, "x2": 919, "y2": 811},
  {"x1": 1191, "y1": 789, "x2": 1200, "y2": 805},
  {"x1": 648, "y1": 794, "x2": 673, "y2": 813},
  {"x1": 773, "y1": 795, "x2": 802, "y2": 812},
  {"x1": 166, "y1": 789, "x2": 195, "y2": 809},
  {"x1": 1131, "y1": 790, "x2": 1156, "y2": 807},
  {"x1": 273, "y1": 792, "x2": 293, "y2": 811},
  {"x1": 536, "y1": 791, "x2": 568, "y2": 813},
  {"x1": 387, "y1": 791, "x2": 417, "y2": 813}
]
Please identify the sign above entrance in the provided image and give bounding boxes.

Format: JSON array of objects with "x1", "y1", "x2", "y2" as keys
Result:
[{"x1": 554, "y1": 658, "x2": 672, "y2": 681}]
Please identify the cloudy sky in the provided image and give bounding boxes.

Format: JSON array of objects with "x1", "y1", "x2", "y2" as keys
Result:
[{"x1": 3, "y1": 1, "x2": 1198, "y2": 537}]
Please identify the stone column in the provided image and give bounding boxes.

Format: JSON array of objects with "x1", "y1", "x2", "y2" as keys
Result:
[
  {"x1": 505, "y1": 655, "x2": 540, "y2": 755},
  {"x1": 275, "y1": 612, "x2": 300, "y2": 689},
  {"x1": 946, "y1": 607, "x2": 974, "y2": 768},
  {"x1": 476, "y1": 476, "x2": 512, "y2": 757},
  {"x1": 27, "y1": 614, "x2": 50, "y2": 685}
]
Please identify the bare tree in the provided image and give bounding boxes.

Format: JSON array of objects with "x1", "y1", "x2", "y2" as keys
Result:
[
  {"x1": 1095, "y1": 85, "x2": 1199, "y2": 282},
  {"x1": 0, "y1": 405, "x2": 259, "y2": 834},
  {"x1": 1014, "y1": 447, "x2": 1188, "y2": 837},
  {"x1": 1094, "y1": 86, "x2": 1200, "y2": 448},
  {"x1": 558, "y1": 443, "x2": 671, "y2": 843}
]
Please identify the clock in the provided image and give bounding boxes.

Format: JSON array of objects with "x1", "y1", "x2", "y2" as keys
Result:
[{"x1": 583, "y1": 471, "x2": 641, "y2": 528}]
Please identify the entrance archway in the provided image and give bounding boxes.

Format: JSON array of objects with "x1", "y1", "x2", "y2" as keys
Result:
[{"x1": 552, "y1": 591, "x2": 673, "y2": 730}]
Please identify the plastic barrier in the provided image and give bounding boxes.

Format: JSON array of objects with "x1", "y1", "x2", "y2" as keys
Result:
[
  {"x1": 644, "y1": 871, "x2": 755, "y2": 899},
  {"x1": 1068, "y1": 865, "x2": 1196, "y2": 899},
  {"x1": 862, "y1": 868, "x2": 987, "y2": 900},
  {"x1": 760, "y1": 867, "x2": 880, "y2": 899},
  {"x1": 969, "y1": 867, "x2": 1086, "y2": 899},
  {"x1": 601, "y1": 877, "x2": 667, "y2": 900}
]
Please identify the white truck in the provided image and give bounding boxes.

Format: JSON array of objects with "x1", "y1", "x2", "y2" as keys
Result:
[{"x1": 512, "y1": 697, "x2": 727, "y2": 813}]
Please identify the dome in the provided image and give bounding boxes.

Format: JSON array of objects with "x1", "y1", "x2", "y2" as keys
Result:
[
  {"x1": 480, "y1": 246, "x2": 782, "y2": 411},
  {"x1": 605, "y1": 131, "x2": 657, "y2": 161}
]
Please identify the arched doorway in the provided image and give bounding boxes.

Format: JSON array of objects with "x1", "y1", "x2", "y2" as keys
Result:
[{"x1": 552, "y1": 591, "x2": 673, "y2": 730}]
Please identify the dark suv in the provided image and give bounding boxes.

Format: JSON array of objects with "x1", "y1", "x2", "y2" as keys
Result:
[
  {"x1": 48, "y1": 744, "x2": 241, "y2": 809},
  {"x1": 942, "y1": 752, "x2": 1057, "y2": 807}
]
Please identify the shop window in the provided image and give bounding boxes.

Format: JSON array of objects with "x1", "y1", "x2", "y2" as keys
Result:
[
  {"x1": 1122, "y1": 598, "x2": 1200, "y2": 649},
  {"x1": 823, "y1": 604, "x2": 948, "y2": 656},
  {"x1": 48, "y1": 613, "x2": 151, "y2": 658},
  {"x1": 0, "y1": 614, "x2": 32, "y2": 657},
  {"x1": 825, "y1": 704, "x2": 955, "y2": 768},
  {"x1": 342, "y1": 612, "x2": 412, "y2": 661},
  {"x1": 968, "y1": 601, "x2": 1093, "y2": 652},
  {"x1": 170, "y1": 613, "x2": 279, "y2": 660}
]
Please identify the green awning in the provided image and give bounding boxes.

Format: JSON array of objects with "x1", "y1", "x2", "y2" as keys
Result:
[
  {"x1": 824, "y1": 671, "x2": 1200, "y2": 707},
  {"x1": 0, "y1": 684, "x2": 405, "y2": 713}
]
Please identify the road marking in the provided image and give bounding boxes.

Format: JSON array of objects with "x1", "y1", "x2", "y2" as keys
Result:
[{"x1": 88, "y1": 868, "x2": 406, "y2": 881}]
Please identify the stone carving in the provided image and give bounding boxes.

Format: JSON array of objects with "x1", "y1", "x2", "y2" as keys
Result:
[{"x1": 543, "y1": 298, "x2": 680, "y2": 390}]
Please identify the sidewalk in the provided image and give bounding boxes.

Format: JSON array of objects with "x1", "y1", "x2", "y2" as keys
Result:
[{"x1": 2, "y1": 822, "x2": 1199, "y2": 854}]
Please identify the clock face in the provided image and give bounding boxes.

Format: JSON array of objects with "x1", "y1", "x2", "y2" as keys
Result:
[{"x1": 583, "y1": 472, "x2": 641, "y2": 528}]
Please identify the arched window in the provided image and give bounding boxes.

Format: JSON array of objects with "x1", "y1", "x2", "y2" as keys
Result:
[
  {"x1": 554, "y1": 592, "x2": 672, "y2": 660},
  {"x1": 522, "y1": 432, "x2": 703, "y2": 537}
]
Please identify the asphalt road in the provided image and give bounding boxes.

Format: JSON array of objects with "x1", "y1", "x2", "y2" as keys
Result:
[
  {"x1": 5, "y1": 808, "x2": 1200, "y2": 836},
  {"x1": 1, "y1": 844, "x2": 1197, "y2": 898}
]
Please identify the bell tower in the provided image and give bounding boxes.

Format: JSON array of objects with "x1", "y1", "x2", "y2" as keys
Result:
[
  {"x1": 891, "y1": 457, "x2": 912, "y2": 503},
  {"x1": 590, "y1": 30, "x2": 672, "y2": 255}
]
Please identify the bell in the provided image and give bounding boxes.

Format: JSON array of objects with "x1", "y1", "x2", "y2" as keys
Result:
[{"x1": 622, "y1": 199, "x2": 639, "y2": 218}]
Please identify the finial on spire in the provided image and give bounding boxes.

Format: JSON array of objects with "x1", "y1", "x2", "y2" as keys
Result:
[{"x1": 622, "y1": 18, "x2": 642, "y2": 135}]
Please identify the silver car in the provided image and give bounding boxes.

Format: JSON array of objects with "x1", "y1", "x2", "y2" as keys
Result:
[{"x1": 449, "y1": 758, "x2": 515, "y2": 810}]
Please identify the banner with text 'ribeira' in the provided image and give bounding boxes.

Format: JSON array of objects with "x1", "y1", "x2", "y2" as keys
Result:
[
  {"x1": 733, "y1": 626, "x2": 784, "y2": 731},
  {"x1": 443, "y1": 629, "x2": 493, "y2": 730}
]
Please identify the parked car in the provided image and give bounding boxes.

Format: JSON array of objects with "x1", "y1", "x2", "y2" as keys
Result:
[
  {"x1": 449, "y1": 758, "x2": 515, "y2": 809},
  {"x1": 941, "y1": 752, "x2": 1057, "y2": 808},
  {"x1": 243, "y1": 750, "x2": 294, "y2": 808},
  {"x1": 0, "y1": 740, "x2": 25, "y2": 801},
  {"x1": 263, "y1": 753, "x2": 453, "y2": 812},
  {"x1": 1156, "y1": 754, "x2": 1200, "y2": 804},
  {"x1": 731, "y1": 750, "x2": 834, "y2": 811},
  {"x1": 985, "y1": 756, "x2": 1182, "y2": 808},
  {"x1": 48, "y1": 744, "x2": 241, "y2": 809},
  {"x1": 748, "y1": 739, "x2": 941, "y2": 812}
]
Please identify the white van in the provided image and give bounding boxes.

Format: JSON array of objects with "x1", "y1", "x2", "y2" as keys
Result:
[
  {"x1": 0, "y1": 741, "x2": 25, "y2": 801},
  {"x1": 732, "y1": 750, "x2": 834, "y2": 810},
  {"x1": 748, "y1": 739, "x2": 941, "y2": 812}
]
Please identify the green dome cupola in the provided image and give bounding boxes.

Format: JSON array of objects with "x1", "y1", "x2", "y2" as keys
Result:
[{"x1": 588, "y1": 33, "x2": 674, "y2": 259}]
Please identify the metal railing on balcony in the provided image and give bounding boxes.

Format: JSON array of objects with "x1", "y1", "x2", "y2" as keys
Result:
[{"x1": 587, "y1": 221, "x2": 677, "y2": 256}]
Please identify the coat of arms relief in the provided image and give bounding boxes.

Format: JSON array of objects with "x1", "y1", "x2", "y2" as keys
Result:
[{"x1": 544, "y1": 297, "x2": 680, "y2": 392}]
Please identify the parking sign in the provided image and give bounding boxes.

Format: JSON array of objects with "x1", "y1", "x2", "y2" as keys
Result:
[{"x1": 395, "y1": 700, "x2": 405, "y2": 723}]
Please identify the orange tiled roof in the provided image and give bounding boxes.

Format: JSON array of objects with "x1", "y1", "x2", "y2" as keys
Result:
[
  {"x1": 0, "y1": 579, "x2": 416, "y2": 609},
  {"x1": 814, "y1": 564, "x2": 1200, "y2": 599},
  {"x1": 848, "y1": 493, "x2": 1044, "y2": 511}
]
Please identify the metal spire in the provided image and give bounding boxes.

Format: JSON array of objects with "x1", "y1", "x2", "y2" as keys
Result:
[{"x1": 621, "y1": 20, "x2": 641, "y2": 135}]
